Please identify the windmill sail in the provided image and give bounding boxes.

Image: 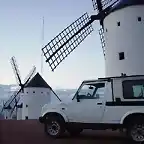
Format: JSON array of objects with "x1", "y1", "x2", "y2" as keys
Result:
[
  {"x1": 42, "y1": 0, "x2": 121, "y2": 71},
  {"x1": 0, "y1": 56, "x2": 36, "y2": 119},
  {"x1": 8, "y1": 66, "x2": 36, "y2": 117},
  {"x1": 3, "y1": 89, "x2": 20, "y2": 108},
  {"x1": 99, "y1": 26, "x2": 106, "y2": 57},
  {"x1": 1, "y1": 88, "x2": 21, "y2": 118},
  {"x1": 42, "y1": 12, "x2": 93, "y2": 71},
  {"x1": 10, "y1": 56, "x2": 22, "y2": 86},
  {"x1": 9, "y1": 91, "x2": 21, "y2": 117},
  {"x1": 92, "y1": 0, "x2": 119, "y2": 12},
  {"x1": 23, "y1": 66, "x2": 36, "y2": 85}
]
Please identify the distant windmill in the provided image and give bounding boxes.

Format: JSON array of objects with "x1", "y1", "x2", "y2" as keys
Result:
[{"x1": 1, "y1": 56, "x2": 36, "y2": 118}]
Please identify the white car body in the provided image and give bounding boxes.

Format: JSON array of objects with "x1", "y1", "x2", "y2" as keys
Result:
[{"x1": 39, "y1": 75, "x2": 144, "y2": 130}]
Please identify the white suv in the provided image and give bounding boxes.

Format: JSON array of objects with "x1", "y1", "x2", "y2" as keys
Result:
[{"x1": 39, "y1": 75, "x2": 144, "y2": 143}]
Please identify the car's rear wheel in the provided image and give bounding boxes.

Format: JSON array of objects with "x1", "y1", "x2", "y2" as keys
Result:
[{"x1": 44, "y1": 116, "x2": 65, "y2": 138}]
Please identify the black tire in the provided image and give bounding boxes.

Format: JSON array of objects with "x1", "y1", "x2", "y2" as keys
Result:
[
  {"x1": 127, "y1": 117, "x2": 144, "y2": 143},
  {"x1": 44, "y1": 116, "x2": 65, "y2": 138},
  {"x1": 67, "y1": 128, "x2": 83, "y2": 136}
]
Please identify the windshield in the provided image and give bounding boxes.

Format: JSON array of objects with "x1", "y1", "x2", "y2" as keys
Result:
[
  {"x1": 79, "y1": 84, "x2": 95, "y2": 96},
  {"x1": 72, "y1": 82, "x2": 105, "y2": 100}
]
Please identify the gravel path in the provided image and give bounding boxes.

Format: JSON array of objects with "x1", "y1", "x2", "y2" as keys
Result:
[{"x1": 0, "y1": 120, "x2": 130, "y2": 144}]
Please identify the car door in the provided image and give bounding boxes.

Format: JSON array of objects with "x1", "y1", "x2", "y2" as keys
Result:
[{"x1": 64, "y1": 82, "x2": 106, "y2": 123}]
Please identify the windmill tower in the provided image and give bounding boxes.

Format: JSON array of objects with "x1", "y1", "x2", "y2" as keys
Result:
[
  {"x1": 0, "y1": 56, "x2": 36, "y2": 119},
  {"x1": 41, "y1": 0, "x2": 144, "y2": 78},
  {"x1": 18, "y1": 72, "x2": 57, "y2": 120},
  {"x1": 0, "y1": 56, "x2": 61, "y2": 120}
]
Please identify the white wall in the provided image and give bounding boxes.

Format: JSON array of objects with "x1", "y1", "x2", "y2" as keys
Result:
[
  {"x1": 17, "y1": 108, "x2": 22, "y2": 120},
  {"x1": 22, "y1": 87, "x2": 51, "y2": 119},
  {"x1": 104, "y1": 5, "x2": 144, "y2": 77}
]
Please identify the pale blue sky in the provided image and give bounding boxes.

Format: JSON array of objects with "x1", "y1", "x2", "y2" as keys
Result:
[{"x1": 0, "y1": 0, "x2": 105, "y2": 89}]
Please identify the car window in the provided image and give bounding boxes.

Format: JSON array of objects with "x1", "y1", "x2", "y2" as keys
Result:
[
  {"x1": 123, "y1": 80, "x2": 144, "y2": 99},
  {"x1": 78, "y1": 83, "x2": 105, "y2": 99},
  {"x1": 132, "y1": 85, "x2": 144, "y2": 98},
  {"x1": 78, "y1": 84, "x2": 95, "y2": 98},
  {"x1": 94, "y1": 87, "x2": 105, "y2": 99}
]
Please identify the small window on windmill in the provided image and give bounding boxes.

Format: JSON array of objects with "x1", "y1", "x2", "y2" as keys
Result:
[
  {"x1": 33, "y1": 91, "x2": 35, "y2": 93},
  {"x1": 41, "y1": 92, "x2": 43, "y2": 94},
  {"x1": 26, "y1": 104, "x2": 28, "y2": 108},
  {"x1": 137, "y1": 17, "x2": 141, "y2": 22},
  {"x1": 117, "y1": 21, "x2": 120, "y2": 26},
  {"x1": 25, "y1": 116, "x2": 28, "y2": 120},
  {"x1": 119, "y1": 52, "x2": 125, "y2": 60}
]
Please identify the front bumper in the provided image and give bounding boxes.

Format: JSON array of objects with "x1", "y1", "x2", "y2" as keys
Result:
[{"x1": 39, "y1": 116, "x2": 45, "y2": 123}]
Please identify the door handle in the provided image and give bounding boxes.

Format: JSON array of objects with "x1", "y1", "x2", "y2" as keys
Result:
[{"x1": 97, "y1": 102, "x2": 102, "y2": 105}]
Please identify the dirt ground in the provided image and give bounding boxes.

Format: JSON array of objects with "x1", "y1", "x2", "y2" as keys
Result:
[{"x1": 0, "y1": 120, "x2": 131, "y2": 144}]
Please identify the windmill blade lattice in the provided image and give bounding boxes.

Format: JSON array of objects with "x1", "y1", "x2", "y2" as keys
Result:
[
  {"x1": 42, "y1": 12, "x2": 93, "y2": 71},
  {"x1": 99, "y1": 26, "x2": 106, "y2": 57},
  {"x1": 9, "y1": 92, "x2": 21, "y2": 117},
  {"x1": 1, "y1": 87, "x2": 21, "y2": 117},
  {"x1": 0, "y1": 56, "x2": 37, "y2": 119},
  {"x1": 23, "y1": 66, "x2": 36, "y2": 85},
  {"x1": 10, "y1": 56, "x2": 22, "y2": 86},
  {"x1": 92, "y1": 0, "x2": 119, "y2": 12}
]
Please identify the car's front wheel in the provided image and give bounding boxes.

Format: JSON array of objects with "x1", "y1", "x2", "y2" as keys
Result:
[{"x1": 44, "y1": 116, "x2": 65, "y2": 138}]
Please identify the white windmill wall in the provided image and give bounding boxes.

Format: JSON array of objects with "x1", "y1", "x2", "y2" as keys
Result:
[
  {"x1": 21, "y1": 87, "x2": 51, "y2": 120},
  {"x1": 17, "y1": 106, "x2": 22, "y2": 120},
  {"x1": 4, "y1": 110, "x2": 9, "y2": 119},
  {"x1": 17, "y1": 93, "x2": 24, "y2": 120},
  {"x1": 104, "y1": 5, "x2": 144, "y2": 77}
]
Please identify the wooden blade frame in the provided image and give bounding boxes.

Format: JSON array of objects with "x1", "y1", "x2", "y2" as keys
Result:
[
  {"x1": 92, "y1": 0, "x2": 119, "y2": 12},
  {"x1": 10, "y1": 56, "x2": 22, "y2": 86},
  {"x1": 23, "y1": 66, "x2": 36, "y2": 85},
  {"x1": 42, "y1": 12, "x2": 93, "y2": 71}
]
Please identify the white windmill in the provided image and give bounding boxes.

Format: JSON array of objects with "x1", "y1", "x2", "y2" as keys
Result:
[
  {"x1": 38, "y1": 1, "x2": 144, "y2": 142},
  {"x1": 41, "y1": 0, "x2": 144, "y2": 78},
  {"x1": 1, "y1": 56, "x2": 60, "y2": 120}
]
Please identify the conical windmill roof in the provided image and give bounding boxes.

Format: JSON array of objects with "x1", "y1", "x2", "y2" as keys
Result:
[{"x1": 25, "y1": 72, "x2": 51, "y2": 89}]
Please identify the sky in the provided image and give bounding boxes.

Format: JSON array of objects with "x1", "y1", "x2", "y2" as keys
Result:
[{"x1": 0, "y1": 0, "x2": 105, "y2": 89}]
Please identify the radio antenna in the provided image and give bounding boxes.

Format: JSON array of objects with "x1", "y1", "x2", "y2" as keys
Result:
[{"x1": 41, "y1": 16, "x2": 44, "y2": 75}]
